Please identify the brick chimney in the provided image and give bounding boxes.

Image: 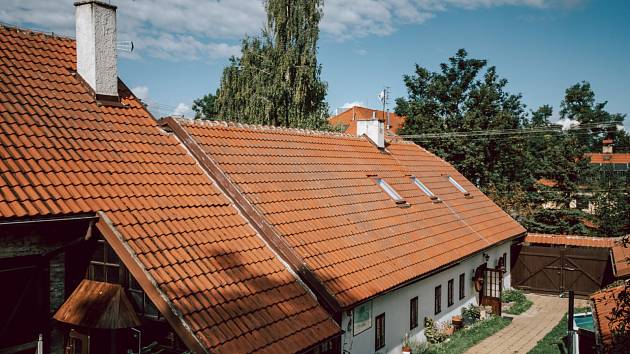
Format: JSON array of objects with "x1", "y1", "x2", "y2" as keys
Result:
[{"x1": 75, "y1": 1, "x2": 118, "y2": 101}]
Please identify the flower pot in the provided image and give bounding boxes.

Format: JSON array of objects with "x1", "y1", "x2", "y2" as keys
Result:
[
  {"x1": 402, "y1": 345, "x2": 412, "y2": 354},
  {"x1": 452, "y1": 315, "x2": 464, "y2": 330}
]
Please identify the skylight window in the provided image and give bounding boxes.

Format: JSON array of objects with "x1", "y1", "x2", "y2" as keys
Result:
[
  {"x1": 447, "y1": 176, "x2": 471, "y2": 197},
  {"x1": 411, "y1": 177, "x2": 440, "y2": 202},
  {"x1": 375, "y1": 178, "x2": 406, "y2": 204}
]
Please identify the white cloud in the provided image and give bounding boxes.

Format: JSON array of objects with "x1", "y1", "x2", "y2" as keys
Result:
[
  {"x1": 354, "y1": 48, "x2": 368, "y2": 56},
  {"x1": 556, "y1": 118, "x2": 580, "y2": 130},
  {"x1": 173, "y1": 102, "x2": 192, "y2": 117},
  {"x1": 0, "y1": 0, "x2": 257, "y2": 61},
  {"x1": 341, "y1": 101, "x2": 364, "y2": 108},
  {"x1": 131, "y1": 85, "x2": 150, "y2": 101},
  {"x1": 0, "y1": 0, "x2": 582, "y2": 58},
  {"x1": 319, "y1": 0, "x2": 563, "y2": 40}
]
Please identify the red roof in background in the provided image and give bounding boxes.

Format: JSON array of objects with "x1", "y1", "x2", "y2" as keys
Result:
[
  {"x1": 525, "y1": 233, "x2": 618, "y2": 248},
  {"x1": 612, "y1": 240, "x2": 630, "y2": 278},
  {"x1": 175, "y1": 119, "x2": 526, "y2": 308},
  {"x1": 328, "y1": 106, "x2": 406, "y2": 135},
  {"x1": 591, "y1": 285, "x2": 628, "y2": 347},
  {"x1": 536, "y1": 178, "x2": 558, "y2": 187},
  {"x1": 586, "y1": 153, "x2": 630, "y2": 164},
  {"x1": 0, "y1": 25, "x2": 340, "y2": 353}
]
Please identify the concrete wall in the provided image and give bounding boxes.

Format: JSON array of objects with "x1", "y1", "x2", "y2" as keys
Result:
[{"x1": 341, "y1": 241, "x2": 511, "y2": 354}]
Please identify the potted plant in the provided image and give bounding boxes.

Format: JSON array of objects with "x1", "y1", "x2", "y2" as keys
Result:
[{"x1": 402, "y1": 333, "x2": 412, "y2": 354}]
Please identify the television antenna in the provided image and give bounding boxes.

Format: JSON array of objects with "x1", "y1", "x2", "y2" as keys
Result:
[
  {"x1": 378, "y1": 86, "x2": 390, "y2": 126},
  {"x1": 116, "y1": 41, "x2": 134, "y2": 53}
]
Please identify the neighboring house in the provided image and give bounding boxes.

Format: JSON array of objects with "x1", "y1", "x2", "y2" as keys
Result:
[
  {"x1": 160, "y1": 116, "x2": 525, "y2": 354},
  {"x1": 537, "y1": 140, "x2": 630, "y2": 216},
  {"x1": 328, "y1": 106, "x2": 406, "y2": 135},
  {"x1": 591, "y1": 285, "x2": 629, "y2": 351},
  {"x1": 586, "y1": 139, "x2": 630, "y2": 182},
  {"x1": 0, "y1": 3, "x2": 340, "y2": 353},
  {"x1": 0, "y1": 3, "x2": 527, "y2": 354}
]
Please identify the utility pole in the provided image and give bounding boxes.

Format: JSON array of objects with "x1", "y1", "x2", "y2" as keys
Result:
[{"x1": 378, "y1": 86, "x2": 390, "y2": 127}]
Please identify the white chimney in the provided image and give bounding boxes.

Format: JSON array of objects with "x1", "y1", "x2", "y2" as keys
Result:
[
  {"x1": 357, "y1": 119, "x2": 385, "y2": 149},
  {"x1": 75, "y1": 1, "x2": 118, "y2": 100}
]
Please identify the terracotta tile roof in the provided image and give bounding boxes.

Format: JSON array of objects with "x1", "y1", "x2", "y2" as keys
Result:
[
  {"x1": 612, "y1": 240, "x2": 630, "y2": 278},
  {"x1": 173, "y1": 119, "x2": 526, "y2": 308},
  {"x1": 328, "y1": 106, "x2": 406, "y2": 135},
  {"x1": 536, "y1": 178, "x2": 558, "y2": 187},
  {"x1": 0, "y1": 25, "x2": 340, "y2": 353},
  {"x1": 591, "y1": 285, "x2": 628, "y2": 347},
  {"x1": 586, "y1": 153, "x2": 630, "y2": 164},
  {"x1": 525, "y1": 233, "x2": 618, "y2": 248}
]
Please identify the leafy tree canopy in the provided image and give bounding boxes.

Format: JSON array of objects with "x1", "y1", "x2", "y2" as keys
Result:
[
  {"x1": 214, "y1": 0, "x2": 328, "y2": 128},
  {"x1": 192, "y1": 91, "x2": 218, "y2": 120},
  {"x1": 396, "y1": 49, "x2": 628, "y2": 236}
]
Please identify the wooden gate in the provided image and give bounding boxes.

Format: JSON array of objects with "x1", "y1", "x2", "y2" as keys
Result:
[
  {"x1": 511, "y1": 245, "x2": 613, "y2": 296},
  {"x1": 480, "y1": 268, "x2": 502, "y2": 316}
]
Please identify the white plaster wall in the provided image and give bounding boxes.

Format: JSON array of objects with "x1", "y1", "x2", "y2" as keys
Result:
[
  {"x1": 341, "y1": 241, "x2": 512, "y2": 354},
  {"x1": 356, "y1": 120, "x2": 385, "y2": 148},
  {"x1": 75, "y1": 2, "x2": 118, "y2": 97}
]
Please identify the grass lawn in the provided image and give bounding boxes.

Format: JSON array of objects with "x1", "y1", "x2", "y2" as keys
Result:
[
  {"x1": 415, "y1": 316, "x2": 512, "y2": 354},
  {"x1": 528, "y1": 307, "x2": 590, "y2": 354}
]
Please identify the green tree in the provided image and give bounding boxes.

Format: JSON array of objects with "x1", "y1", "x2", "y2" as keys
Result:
[
  {"x1": 215, "y1": 0, "x2": 328, "y2": 128},
  {"x1": 560, "y1": 82, "x2": 625, "y2": 151},
  {"x1": 521, "y1": 126, "x2": 593, "y2": 235},
  {"x1": 396, "y1": 49, "x2": 533, "y2": 214},
  {"x1": 192, "y1": 91, "x2": 218, "y2": 120}
]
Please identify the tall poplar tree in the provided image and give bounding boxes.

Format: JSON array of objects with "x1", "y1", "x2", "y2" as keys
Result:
[{"x1": 214, "y1": 0, "x2": 328, "y2": 128}]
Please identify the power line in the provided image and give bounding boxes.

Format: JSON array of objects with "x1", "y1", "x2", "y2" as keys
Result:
[{"x1": 398, "y1": 121, "x2": 621, "y2": 141}]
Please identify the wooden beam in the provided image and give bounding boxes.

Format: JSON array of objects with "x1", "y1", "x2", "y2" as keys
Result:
[{"x1": 95, "y1": 212, "x2": 208, "y2": 354}]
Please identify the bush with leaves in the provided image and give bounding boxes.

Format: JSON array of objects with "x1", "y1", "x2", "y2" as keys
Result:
[
  {"x1": 424, "y1": 317, "x2": 448, "y2": 344},
  {"x1": 461, "y1": 304, "x2": 480, "y2": 326},
  {"x1": 501, "y1": 289, "x2": 526, "y2": 303}
]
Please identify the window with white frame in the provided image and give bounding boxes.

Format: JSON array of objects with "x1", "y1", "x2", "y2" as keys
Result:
[
  {"x1": 411, "y1": 177, "x2": 440, "y2": 201},
  {"x1": 447, "y1": 175, "x2": 471, "y2": 197},
  {"x1": 375, "y1": 178, "x2": 405, "y2": 204}
]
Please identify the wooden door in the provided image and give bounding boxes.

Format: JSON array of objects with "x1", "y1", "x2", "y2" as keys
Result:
[{"x1": 480, "y1": 268, "x2": 502, "y2": 316}]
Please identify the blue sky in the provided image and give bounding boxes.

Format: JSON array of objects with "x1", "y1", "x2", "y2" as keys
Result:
[{"x1": 1, "y1": 0, "x2": 628, "y2": 128}]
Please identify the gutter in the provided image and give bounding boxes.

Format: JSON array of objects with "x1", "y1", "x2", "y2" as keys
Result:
[{"x1": 0, "y1": 213, "x2": 98, "y2": 226}]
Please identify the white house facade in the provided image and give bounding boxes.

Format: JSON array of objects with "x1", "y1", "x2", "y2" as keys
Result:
[{"x1": 342, "y1": 241, "x2": 511, "y2": 354}]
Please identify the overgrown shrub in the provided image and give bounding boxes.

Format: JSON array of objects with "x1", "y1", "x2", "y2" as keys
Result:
[
  {"x1": 462, "y1": 304, "x2": 481, "y2": 325},
  {"x1": 424, "y1": 317, "x2": 448, "y2": 344},
  {"x1": 501, "y1": 288, "x2": 533, "y2": 315},
  {"x1": 501, "y1": 288, "x2": 526, "y2": 303}
]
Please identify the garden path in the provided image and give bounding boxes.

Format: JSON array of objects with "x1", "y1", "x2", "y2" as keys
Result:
[{"x1": 464, "y1": 293, "x2": 589, "y2": 354}]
